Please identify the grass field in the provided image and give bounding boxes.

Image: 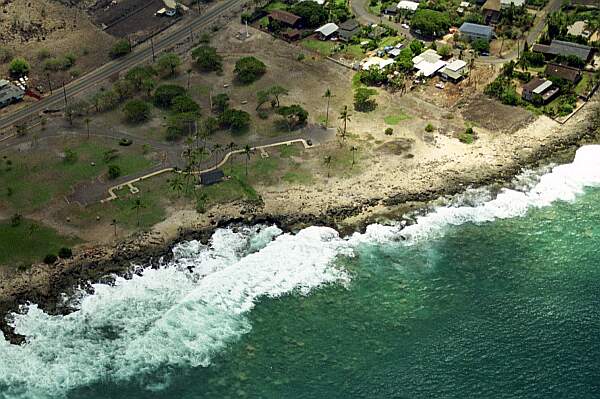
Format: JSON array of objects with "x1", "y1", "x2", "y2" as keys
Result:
[
  {"x1": 0, "y1": 139, "x2": 155, "y2": 213},
  {"x1": 301, "y1": 39, "x2": 337, "y2": 57},
  {"x1": 384, "y1": 112, "x2": 411, "y2": 125},
  {"x1": 0, "y1": 218, "x2": 80, "y2": 267}
]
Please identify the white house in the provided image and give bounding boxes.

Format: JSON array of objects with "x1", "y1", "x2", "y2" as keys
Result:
[
  {"x1": 412, "y1": 49, "x2": 447, "y2": 77},
  {"x1": 315, "y1": 22, "x2": 339, "y2": 40},
  {"x1": 397, "y1": 1, "x2": 419, "y2": 12},
  {"x1": 440, "y1": 59, "x2": 468, "y2": 82},
  {"x1": 361, "y1": 56, "x2": 395, "y2": 70}
]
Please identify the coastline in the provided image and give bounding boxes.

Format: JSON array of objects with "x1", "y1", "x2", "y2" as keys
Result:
[{"x1": 1, "y1": 96, "x2": 598, "y2": 344}]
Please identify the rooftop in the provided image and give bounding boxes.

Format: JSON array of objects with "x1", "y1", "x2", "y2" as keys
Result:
[
  {"x1": 567, "y1": 21, "x2": 588, "y2": 37},
  {"x1": 199, "y1": 169, "x2": 225, "y2": 186},
  {"x1": 412, "y1": 49, "x2": 442, "y2": 64},
  {"x1": 397, "y1": 1, "x2": 419, "y2": 11},
  {"x1": 269, "y1": 10, "x2": 302, "y2": 26},
  {"x1": 500, "y1": 0, "x2": 525, "y2": 6},
  {"x1": 339, "y1": 18, "x2": 360, "y2": 31},
  {"x1": 315, "y1": 22, "x2": 339, "y2": 37},
  {"x1": 361, "y1": 56, "x2": 395, "y2": 70},
  {"x1": 413, "y1": 50, "x2": 447, "y2": 77},
  {"x1": 532, "y1": 39, "x2": 593, "y2": 61},
  {"x1": 445, "y1": 59, "x2": 467, "y2": 71},
  {"x1": 459, "y1": 22, "x2": 494, "y2": 36},
  {"x1": 545, "y1": 62, "x2": 582, "y2": 82},
  {"x1": 482, "y1": 0, "x2": 501, "y2": 11}
]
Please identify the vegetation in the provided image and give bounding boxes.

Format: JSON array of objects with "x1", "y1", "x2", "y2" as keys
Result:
[
  {"x1": 8, "y1": 57, "x2": 30, "y2": 77},
  {"x1": 110, "y1": 39, "x2": 131, "y2": 59},
  {"x1": 191, "y1": 46, "x2": 223, "y2": 72},
  {"x1": 411, "y1": 10, "x2": 451, "y2": 37},
  {"x1": 277, "y1": 104, "x2": 308, "y2": 131},
  {"x1": 471, "y1": 39, "x2": 490, "y2": 54},
  {"x1": 153, "y1": 85, "x2": 187, "y2": 108},
  {"x1": 234, "y1": 57, "x2": 267, "y2": 84},
  {"x1": 156, "y1": 53, "x2": 182, "y2": 76},
  {"x1": 354, "y1": 87, "x2": 377, "y2": 112},
  {"x1": 291, "y1": 1, "x2": 327, "y2": 28},
  {"x1": 123, "y1": 99, "x2": 152, "y2": 123},
  {"x1": 459, "y1": 127, "x2": 475, "y2": 144},
  {"x1": 219, "y1": 108, "x2": 251, "y2": 131},
  {"x1": 108, "y1": 164, "x2": 122, "y2": 179}
]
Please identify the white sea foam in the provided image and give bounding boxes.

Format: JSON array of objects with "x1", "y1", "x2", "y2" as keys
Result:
[
  {"x1": 0, "y1": 225, "x2": 351, "y2": 399},
  {"x1": 2, "y1": 146, "x2": 600, "y2": 398}
]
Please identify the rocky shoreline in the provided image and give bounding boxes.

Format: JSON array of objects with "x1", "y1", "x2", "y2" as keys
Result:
[{"x1": 1, "y1": 100, "x2": 599, "y2": 345}]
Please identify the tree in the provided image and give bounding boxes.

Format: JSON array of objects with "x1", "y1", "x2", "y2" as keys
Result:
[
  {"x1": 234, "y1": 57, "x2": 267, "y2": 84},
  {"x1": 338, "y1": 105, "x2": 351, "y2": 144},
  {"x1": 243, "y1": 144, "x2": 253, "y2": 176},
  {"x1": 409, "y1": 40, "x2": 424, "y2": 55},
  {"x1": 256, "y1": 89, "x2": 271, "y2": 111},
  {"x1": 411, "y1": 9, "x2": 451, "y2": 37},
  {"x1": 385, "y1": 127, "x2": 393, "y2": 135},
  {"x1": 323, "y1": 88, "x2": 333, "y2": 128},
  {"x1": 131, "y1": 197, "x2": 146, "y2": 227},
  {"x1": 323, "y1": 155, "x2": 332, "y2": 178},
  {"x1": 471, "y1": 39, "x2": 490, "y2": 54},
  {"x1": 353, "y1": 87, "x2": 377, "y2": 112},
  {"x1": 268, "y1": 85, "x2": 288, "y2": 107},
  {"x1": 437, "y1": 44, "x2": 452, "y2": 58},
  {"x1": 191, "y1": 46, "x2": 223, "y2": 72},
  {"x1": 277, "y1": 104, "x2": 308, "y2": 131},
  {"x1": 156, "y1": 52, "x2": 182, "y2": 76},
  {"x1": 153, "y1": 84, "x2": 186, "y2": 108},
  {"x1": 291, "y1": 1, "x2": 327, "y2": 27},
  {"x1": 84, "y1": 117, "x2": 91, "y2": 139},
  {"x1": 169, "y1": 173, "x2": 185, "y2": 197},
  {"x1": 140, "y1": 78, "x2": 156, "y2": 98},
  {"x1": 110, "y1": 39, "x2": 131, "y2": 58},
  {"x1": 219, "y1": 108, "x2": 251, "y2": 131},
  {"x1": 64, "y1": 101, "x2": 88, "y2": 126},
  {"x1": 123, "y1": 99, "x2": 151, "y2": 123},
  {"x1": 171, "y1": 95, "x2": 200, "y2": 115},
  {"x1": 58, "y1": 247, "x2": 73, "y2": 259},
  {"x1": 212, "y1": 93, "x2": 230, "y2": 113},
  {"x1": 125, "y1": 65, "x2": 156, "y2": 89},
  {"x1": 108, "y1": 164, "x2": 121, "y2": 179},
  {"x1": 9, "y1": 58, "x2": 30, "y2": 77},
  {"x1": 113, "y1": 79, "x2": 136, "y2": 100}
]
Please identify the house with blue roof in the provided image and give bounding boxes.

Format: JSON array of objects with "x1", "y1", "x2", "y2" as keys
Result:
[{"x1": 459, "y1": 22, "x2": 494, "y2": 42}]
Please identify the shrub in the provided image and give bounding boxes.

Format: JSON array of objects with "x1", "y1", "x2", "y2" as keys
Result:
[
  {"x1": 385, "y1": 127, "x2": 394, "y2": 135},
  {"x1": 459, "y1": 127, "x2": 475, "y2": 143},
  {"x1": 471, "y1": 39, "x2": 490, "y2": 54},
  {"x1": 10, "y1": 213, "x2": 22, "y2": 227},
  {"x1": 171, "y1": 95, "x2": 200, "y2": 115},
  {"x1": 234, "y1": 56, "x2": 267, "y2": 84},
  {"x1": 156, "y1": 52, "x2": 181, "y2": 76},
  {"x1": 9, "y1": 58, "x2": 30, "y2": 77},
  {"x1": 191, "y1": 46, "x2": 223, "y2": 72},
  {"x1": 43, "y1": 254, "x2": 58, "y2": 264},
  {"x1": 122, "y1": 99, "x2": 151, "y2": 123},
  {"x1": 58, "y1": 247, "x2": 73, "y2": 259},
  {"x1": 219, "y1": 108, "x2": 251, "y2": 131},
  {"x1": 212, "y1": 93, "x2": 230, "y2": 113},
  {"x1": 110, "y1": 39, "x2": 131, "y2": 58},
  {"x1": 63, "y1": 148, "x2": 78, "y2": 164},
  {"x1": 354, "y1": 87, "x2": 377, "y2": 112},
  {"x1": 153, "y1": 84, "x2": 186, "y2": 108},
  {"x1": 108, "y1": 164, "x2": 121, "y2": 179},
  {"x1": 297, "y1": 53, "x2": 305, "y2": 61},
  {"x1": 425, "y1": 123, "x2": 435, "y2": 132}
]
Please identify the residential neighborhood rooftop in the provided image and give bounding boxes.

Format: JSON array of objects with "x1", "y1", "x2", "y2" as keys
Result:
[
  {"x1": 500, "y1": 0, "x2": 525, "y2": 6},
  {"x1": 459, "y1": 22, "x2": 494, "y2": 36},
  {"x1": 482, "y1": 0, "x2": 501, "y2": 11},
  {"x1": 545, "y1": 62, "x2": 582, "y2": 82},
  {"x1": 315, "y1": 22, "x2": 339, "y2": 37},
  {"x1": 268, "y1": 10, "x2": 302, "y2": 26},
  {"x1": 397, "y1": 1, "x2": 420, "y2": 11},
  {"x1": 532, "y1": 39, "x2": 593, "y2": 61}
]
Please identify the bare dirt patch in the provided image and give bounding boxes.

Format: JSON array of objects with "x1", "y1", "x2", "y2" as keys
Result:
[{"x1": 460, "y1": 94, "x2": 535, "y2": 133}]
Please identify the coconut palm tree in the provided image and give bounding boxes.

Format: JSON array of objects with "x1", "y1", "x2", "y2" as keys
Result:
[
  {"x1": 212, "y1": 143, "x2": 223, "y2": 168},
  {"x1": 323, "y1": 155, "x2": 332, "y2": 178},
  {"x1": 131, "y1": 197, "x2": 146, "y2": 227},
  {"x1": 243, "y1": 144, "x2": 253, "y2": 177},
  {"x1": 323, "y1": 88, "x2": 334, "y2": 128},
  {"x1": 169, "y1": 173, "x2": 185, "y2": 197},
  {"x1": 226, "y1": 142, "x2": 238, "y2": 173},
  {"x1": 84, "y1": 117, "x2": 91, "y2": 140},
  {"x1": 338, "y1": 105, "x2": 351, "y2": 145}
]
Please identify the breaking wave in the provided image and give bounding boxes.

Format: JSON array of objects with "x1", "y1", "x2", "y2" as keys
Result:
[{"x1": 2, "y1": 145, "x2": 600, "y2": 398}]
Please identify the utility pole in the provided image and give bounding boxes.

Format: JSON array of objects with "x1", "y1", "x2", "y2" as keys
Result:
[
  {"x1": 62, "y1": 81, "x2": 68, "y2": 107},
  {"x1": 189, "y1": 26, "x2": 194, "y2": 43},
  {"x1": 46, "y1": 73, "x2": 53, "y2": 95},
  {"x1": 151, "y1": 37, "x2": 156, "y2": 62}
]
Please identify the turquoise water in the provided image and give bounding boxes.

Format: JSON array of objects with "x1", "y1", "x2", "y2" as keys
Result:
[
  {"x1": 2, "y1": 147, "x2": 600, "y2": 398},
  {"x1": 67, "y1": 188, "x2": 600, "y2": 399}
]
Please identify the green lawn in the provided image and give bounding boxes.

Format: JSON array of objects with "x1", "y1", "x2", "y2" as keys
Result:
[
  {"x1": 342, "y1": 44, "x2": 365, "y2": 59},
  {"x1": 0, "y1": 219, "x2": 80, "y2": 267},
  {"x1": 301, "y1": 39, "x2": 337, "y2": 57},
  {"x1": 0, "y1": 140, "x2": 154, "y2": 212},
  {"x1": 380, "y1": 36, "x2": 403, "y2": 47},
  {"x1": 384, "y1": 112, "x2": 411, "y2": 125},
  {"x1": 264, "y1": 1, "x2": 288, "y2": 11},
  {"x1": 575, "y1": 72, "x2": 592, "y2": 96}
]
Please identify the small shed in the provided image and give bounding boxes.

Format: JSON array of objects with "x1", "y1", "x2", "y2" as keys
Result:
[
  {"x1": 459, "y1": 22, "x2": 494, "y2": 41},
  {"x1": 200, "y1": 169, "x2": 225, "y2": 186},
  {"x1": 315, "y1": 22, "x2": 339, "y2": 40}
]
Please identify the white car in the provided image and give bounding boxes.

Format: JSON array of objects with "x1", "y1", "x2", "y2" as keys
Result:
[
  {"x1": 435, "y1": 82, "x2": 445, "y2": 89},
  {"x1": 401, "y1": 23, "x2": 409, "y2": 29}
]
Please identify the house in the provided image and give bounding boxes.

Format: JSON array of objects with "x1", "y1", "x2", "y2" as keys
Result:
[
  {"x1": 481, "y1": 0, "x2": 501, "y2": 25},
  {"x1": 545, "y1": 62, "x2": 583, "y2": 84},
  {"x1": 282, "y1": 29, "x2": 302, "y2": 41},
  {"x1": 412, "y1": 49, "x2": 447, "y2": 77},
  {"x1": 387, "y1": 47, "x2": 403, "y2": 57},
  {"x1": 532, "y1": 39, "x2": 593, "y2": 63},
  {"x1": 459, "y1": 22, "x2": 494, "y2": 41},
  {"x1": 315, "y1": 22, "x2": 339, "y2": 40},
  {"x1": 383, "y1": 5, "x2": 398, "y2": 15},
  {"x1": 500, "y1": 0, "x2": 525, "y2": 8},
  {"x1": 0, "y1": 79, "x2": 25, "y2": 109},
  {"x1": 199, "y1": 169, "x2": 225, "y2": 186},
  {"x1": 440, "y1": 59, "x2": 468, "y2": 82},
  {"x1": 521, "y1": 77, "x2": 559, "y2": 104},
  {"x1": 397, "y1": 1, "x2": 420, "y2": 12},
  {"x1": 268, "y1": 10, "x2": 303, "y2": 29},
  {"x1": 338, "y1": 19, "x2": 361, "y2": 42},
  {"x1": 361, "y1": 56, "x2": 395, "y2": 70}
]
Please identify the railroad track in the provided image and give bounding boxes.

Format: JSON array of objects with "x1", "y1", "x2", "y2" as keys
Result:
[{"x1": 0, "y1": 0, "x2": 243, "y2": 131}]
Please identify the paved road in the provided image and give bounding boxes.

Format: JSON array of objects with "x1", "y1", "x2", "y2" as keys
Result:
[
  {"x1": 0, "y1": 0, "x2": 243, "y2": 132},
  {"x1": 350, "y1": 0, "x2": 414, "y2": 39}
]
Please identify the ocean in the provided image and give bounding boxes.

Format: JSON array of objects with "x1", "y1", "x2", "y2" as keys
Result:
[{"x1": 1, "y1": 146, "x2": 600, "y2": 399}]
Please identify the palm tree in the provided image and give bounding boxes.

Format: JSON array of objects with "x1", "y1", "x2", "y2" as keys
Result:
[
  {"x1": 187, "y1": 68, "x2": 192, "y2": 90},
  {"x1": 84, "y1": 117, "x2": 91, "y2": 140},
  {"x1": 169, "y1": 173, "x2": 185, "y2": 197},
  {"x1": 350, "y1": 146, "x2": 358, "y2": 166},
  {"x1": 226, "y1": 142, "x2": 238, "y2": 173},
  {"x1": 110, "y1": 219, "x2": 118, "y2": 237},
  {"x1": 323, "y1": 155, "x2": 332, "y2": 178},
  {"x1": 131, "y1": 197, "x2": 146, "y2": 227},
  {"x1": 323, "y1": 88, "x2": 333, "y2": 128},
  {"x1": 243, "y1": 144, "x2": 253, "y2": 177},
  {"x1": 468, "y1": 55, "x2": 477, "y2": 86},
  {"x1": 212, "y1": 143, "x2": 223, "y2": 168},
  {"x1": 338, "y1": 105, "x2": 350, "y2": 145}
]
